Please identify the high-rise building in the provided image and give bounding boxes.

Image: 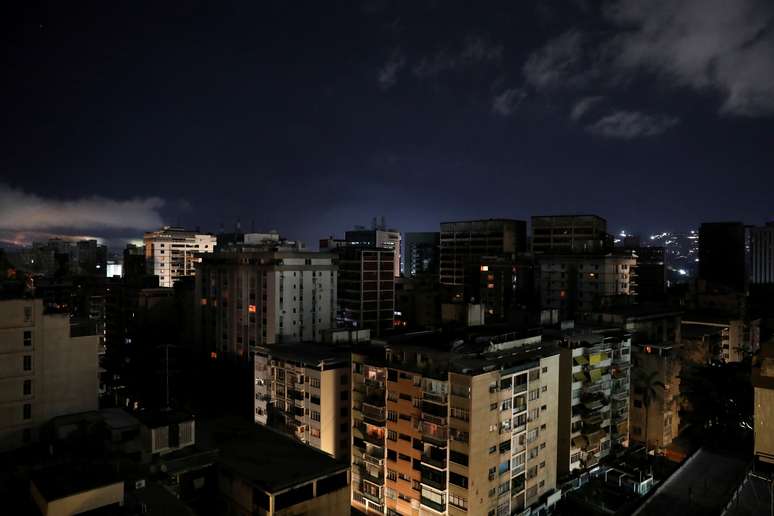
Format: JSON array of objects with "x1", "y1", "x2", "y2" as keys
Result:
[
  {"x1": 404, "y1": 232, "x2": 440, "y2": 278},
  {"x1": 351, "y1": 328, "x2": 561, "y2": 516},
  {"x1": 254, "y1": 343, "x2": 350, "y2": 460},
  {"x1": 439, "y1": 219, "x2": 527, "y2": 289},
  {"x1": 196, "y1": 249, "x2": 338, "y2": 359},
  {"x1": 335, "y1": 246, "x2": 395, "y2": 337},
  {"x1": 531, "y1": 215, "x2": 610, "y2": 255},
  {"x1": 0, "y1": 298, "x2": 99, "y2": 451},
  {"x1": 631, "y1": 246, "x2": 666, "y2": 302},
  {"x1": 537, "y1": 253, "x2": 637, "y2": 321},
  {"x1": 555, "y1": 328, "x2": 631, "y2": 476},
  {"x1": 144, "y1": 226, "x2": 217, "y2": 287},
  {"x1": 750, "y1": 222, "x2": 774, "y2": 285},
  {"x1": 345, "y1": 228, "x2": 402, "y2": 278},
  {"x1": 698, "y1": 222, "x2": 746, "y2": 292}
]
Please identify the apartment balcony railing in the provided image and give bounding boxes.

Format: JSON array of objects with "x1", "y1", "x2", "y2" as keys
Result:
[
  {"x1": 421, "y1": 453, "x2": 447, "y2": 469},
  {"x1": 423, "y1": 390, "x2": 448, "y2": 404},
  {"x1": 362, "y1": 402, "x2": 386, "y2": 424},
  {"x1": 420, "y1": 496, "x2": 446, "y2": 513},
  {"x1": 421, "y1": 421, "x2": 448, "y2": 445},
  {"x1": 364, "y1": 431, "x2": 385, "y2": 446},
  {"x1": 421, "y1": 412, "x2": 446, "y2": 426},
  {"x1": 363, "y1": 450, "x2": 385, "y2": 468}
]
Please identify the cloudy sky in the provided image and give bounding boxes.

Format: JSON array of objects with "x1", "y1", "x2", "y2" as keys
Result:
[{"x1": 2, "y1": 0, "x2": 773, "y2": 248}]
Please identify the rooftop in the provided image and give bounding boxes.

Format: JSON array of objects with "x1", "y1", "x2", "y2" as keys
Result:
[
  {"x1": 31, "y1": 464, "x2": 121, "y2": 501},
  {"x1": 254, "y1": 342, "x2": 349, "y2": 370},
  {"x1": 135, "y1": 409, "x2": 194, "y2": 429},
  {"x1": 197, "y1": 417, "x2": 348, "y2": 493}
]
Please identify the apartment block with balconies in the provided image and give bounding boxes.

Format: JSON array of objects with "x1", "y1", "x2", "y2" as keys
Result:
[
  {"x1": 351, "y1": 327, "x2": 561, "y2": 516},
  {"x1": 254, "y1": 343, "x2": 350, "y2": 461},
  {"x1": 556, "y1": 328, "x2": 632, "y2": 477}
]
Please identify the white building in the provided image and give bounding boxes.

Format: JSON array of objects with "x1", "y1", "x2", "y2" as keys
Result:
[
  {"x1": 0, "y1": 299, "x2": 100, "y2": 451},
  {"x1": 144, "y1": 226, "x2": 217, "y2": 287},
  {"x1": 196, "y1": 249, "x2": 338, "y2": 359}
]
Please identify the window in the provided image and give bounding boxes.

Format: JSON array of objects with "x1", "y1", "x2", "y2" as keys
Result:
[
  {"x1": 23, "y1": 380, "x2": 31, "y2": 396},
  {"x1": 542, "y1": 367, "x2": 548, "y2": 373},
  {"x1": 387, "y1": 449, "x2": 397, "y2": 461},
  {"x1": 501, "y1": 399, "x2": 512, "y2": 411},
  {"x1": 399, "y1": 433, "x2": 411, "y2": 442},
  {"x1": 529, "y1": 369, "x2": 540, "y2": 381},
  {"x1": 528, "y1": 389, "x2": 540, "y2": 401},
  {"x1": 449, "y1": 450, "x2": 469, "y2": 466},
  {"x1": 540, "y1": 461, "x2": 546, "y2": 469},
  {"x1": 527, "y1": 428, "x2": 539, "y2": 443},
  {"x1": 500, "y1": 377, "x2": 512, "y2": 390},
  {"x1": 387, "y1": 430, "x2": 397, "y2": 441},
  {"x1": 311, "y1": 411, "x2": 320, "y2": 422},
  {"x1": 490, "y1": 402, "x2": 498, "y2": 410},
  {"x1": 528, "y1": 447, "x2": 539, "y2": 460},
  {"x1": 23, "y1": 355, "x2": 32, "y2": 371},
  {"x1": 398, "y1": 453, "x2": 411, "y2": 462},
  {"x1": 340, "y1": 390, "x2": 348, "y2": 401},
  {"x1": 542, "y1": 385, "x2": 548, "y2": 393},
  {"x1": 450, "y1": 472, "x2": 468, "y2": 488},
  {"x1": 398, "y1": 413, "x2": 411, "y2": 421},
  {"x1": 23, "y1": 403, "x2": 31, "y2": 420},
  {"x1": 451, "y1": 406, "x2": 469, "y2": 421},
  {"x1": 449, "y1": 493, "x2": 468, "y2": 510},
  {"x1": 489, "y1": 445, "x2": 497, "y2": 454},
  {"x1": 526, "y1": 465, "x2": 538, "y2": 479},
  {"x1": 387, "y1": 410, "x2": 398, "y2": 422},
  {"x1": 23, "y1": 331, "x2": 32, "y2": 347}
]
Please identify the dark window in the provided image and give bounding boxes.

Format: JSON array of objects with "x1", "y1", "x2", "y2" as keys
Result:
[
  {"x1": 23, "y1": 403, "x2": 31, "y2": 420},
  {"x1": 387, "y1": 449, "x2": 397, "y2": 461},
  {"x1": 23, "y1": 355, "x2": 31, "y2": 371},
  {"x1": 23, "y1": 331, "x2": 32, "y2": 347},
  {"x1": 449, "y1": 472, "x2": 468, "y2": 488},
  {"x1": 449, "y1": 450, "x2": 469, "y2": 466},
  {"x1": 23, "y1": 380, "x2": 31, "y2": 396}
]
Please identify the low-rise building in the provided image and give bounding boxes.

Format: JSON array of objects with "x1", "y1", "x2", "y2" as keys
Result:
[{"x1": 753, "y1": 340, "x2": 774, "y2": 465}]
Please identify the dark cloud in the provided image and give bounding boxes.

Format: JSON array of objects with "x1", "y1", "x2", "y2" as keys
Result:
[
  {"x1": 570, "y1": 96, "x2": 605, "y2": 121},
  {"x1": 378, "y1": 50, "x2": 406, "y2": 90},
  {"x1": 522, "y1": 30, "x2": 592, "y2": 90},
  {"x1": 586, "y1": 111, "x2": 679, "y2": 139},
  {"x1": 413, "y1": 34, "x2": 503, "y2": 78}
]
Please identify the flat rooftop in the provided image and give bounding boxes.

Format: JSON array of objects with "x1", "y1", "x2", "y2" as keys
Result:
[
  {"x1": 197, "y1": 417, "x2": 348, "y2": 493},
  {"x1": 135, "y1": 409, "x2": 193, "y2": 429},
  {"x1": 31, "y1": 464, "x2": 121, "y2": 501},
  {"x1": 254, "y1": 342, "x2": 349, "y2": 369}
]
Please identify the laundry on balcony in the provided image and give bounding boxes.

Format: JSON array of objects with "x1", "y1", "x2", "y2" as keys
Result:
[
  {"x1": 571, "y1": 435, "x2": 589, "y2": 450},
  {"x1": 574, "y1": 355, "x2": 589, "y2": 366},
  {"x1": 573, "y1": 372, "x2": 587, "y2": 383}
]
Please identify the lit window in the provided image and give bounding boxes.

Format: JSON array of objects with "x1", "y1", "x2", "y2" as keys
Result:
[
  {"x1": 248, "y1": 304, "x2": 257, "y2": 313},
  {"x1": 480, "y1": 265, "x2": 489, "y2": 272}
]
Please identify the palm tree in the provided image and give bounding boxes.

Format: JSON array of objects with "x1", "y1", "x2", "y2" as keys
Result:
[{"x1": 633, "y1": 369, "x2": 665, "y2": 453}]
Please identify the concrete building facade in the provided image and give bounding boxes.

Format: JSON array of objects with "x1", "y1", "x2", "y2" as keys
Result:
[
  {"x1": 556, "y1": 329, "x2": 631, "y2": 477},
  {"x1": 346, "y1": 229, "x2": 402, "y2": 278},
  {"x1": 336, "y1": 246, "x2": 395, "y2": 337},
  {"x1": 0, "y1": 299, "x2": 99, "y2": 451},
  {"x1": 144, "y1": 226, "x2": 217, "y2": 287},
  {"x1": 750, "y1": 223, "x2": 774, "y2": 285},
  {"x1": 531, "y1": 215, "x2": 610, "y2": 255},
  {"x1": 351, "y1": 330, "x2": 561, "y2": 516},
  {"x1": 196, "y1": 249, "x2": 338, "y2": 359},
  {"x1": 254, "y1": 343, "x2": 351, "y2": 460}
]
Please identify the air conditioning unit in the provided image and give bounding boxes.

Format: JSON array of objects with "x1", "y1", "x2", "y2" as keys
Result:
[{"x1": 135, "y1": 479, "x2": 146, "y2": 490}]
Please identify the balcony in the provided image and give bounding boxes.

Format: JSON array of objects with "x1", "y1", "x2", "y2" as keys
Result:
[
  {"x1": 423, "y1": 390, "x2": 448, "y2": 404},
  {"x1": 421, "y1": 452, "x2": 447, "y2": 469},
  {"x1": 421, "y1": 497, "x2": 446, "y2": 513},
  {"x1": 421, "y1": 421, "x2": 448, "y2": 446},
  {"x1": 360, "y1": 464, "x2": 385, "y2": 484},
  {"x1": 362, "y1": 402, "x2": 386, "y2": 425},
  {"x1": 364, "y1": 430, "x2": 385, "y2": 446},
  {"x1": 363, "y1": 449, "x2": 385, "y2": 467},
  {"x1": 361, "y1": 487, "x2": 383, "y2": 506}
]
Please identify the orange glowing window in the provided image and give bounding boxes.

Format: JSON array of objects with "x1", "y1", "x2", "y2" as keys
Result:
[
  {"x1": 249, "y1": 304, "x2": 257, "y2": 313},
  {"x1": 487, "y1": 283, "x2": 495, "y2": 289},
  {"x1": 480, "y1": 265, "x2": 489, "y2": 272},
  {"x1": 200, "y1": 298, "x2": 208, "y2": 305},
  {"x1": 645, "y1": 345, "x2": 652, "y2": 353},
  {"x1": 560, "y1": 290, "x2": 566, "y2": 299},
  {"x1": 210, "y1": 352, "x2": 217, "y2": 359}
]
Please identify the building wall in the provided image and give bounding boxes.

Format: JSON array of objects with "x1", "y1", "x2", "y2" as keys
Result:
[
  {"x1": 320, "y1": 366, "x2": 350, "y2": 460},
  {"x1": 754, "y1": 385, "x2": 774, "y2": 464},
  {"x1": 145, "y1": 228, "x2": 216, "y2": 287},
  {"x1": 31, "y1": 481, "x2": 124, "y2": 516},
  {"x1": 0, "y1": 299, "x2": 98, "y2": 451},
  {"x1": 629, "y1": 349, "x2": 681, "y2": 451}
]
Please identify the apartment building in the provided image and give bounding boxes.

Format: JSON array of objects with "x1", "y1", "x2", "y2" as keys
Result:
[
  {"x1": 537, "y1": 253, "x2": 637, "y2": 320},
  {"x1": 254, "y1": 343, "x2": 351, "y2": 460},
  {"x1": 144, "y1": 226, "x2": 217, "y2": 287},
  {"x1": 0, "y1": 298, "x2": 99, "y2": 451},
  {"x1": 531, "y1": 215, "x2": 610, "y2": 255},
  {"x1": 556, "y1": 329, "x2": 632, "y2": 476},
  {"x1": 346, "y1": 228, "x2": 402, "y2": 278},
  {"x1": 351, "y1": 328, "x2": 561, "y2": 516},
  {"x1": 335, "y1": 246, "x2": 395, "y2": 337},
  {"x1": 404, "y1": 232, "x2": 440, "y2": 278},
  {"x1": 439, "y1": 219, "x2": 527, "y2": 290},
  {"x1": 196, "y1": 249, "x2": 337, "y2": 359},
  {"x1": 681, "y1": 316, "x2": 760, "y2": 363},
  {"x1": 629, "y1": 343, "x2": 681, "y2": 452}
]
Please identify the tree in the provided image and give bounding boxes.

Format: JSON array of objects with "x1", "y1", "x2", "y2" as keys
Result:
[{"x1": 633, "y1": 369, "x2": 665, "y2": 453}]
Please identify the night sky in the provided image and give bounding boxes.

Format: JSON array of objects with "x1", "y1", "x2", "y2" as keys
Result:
[{"x1": 2, "y1": 1, "x2": 773, "y2": 249}]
